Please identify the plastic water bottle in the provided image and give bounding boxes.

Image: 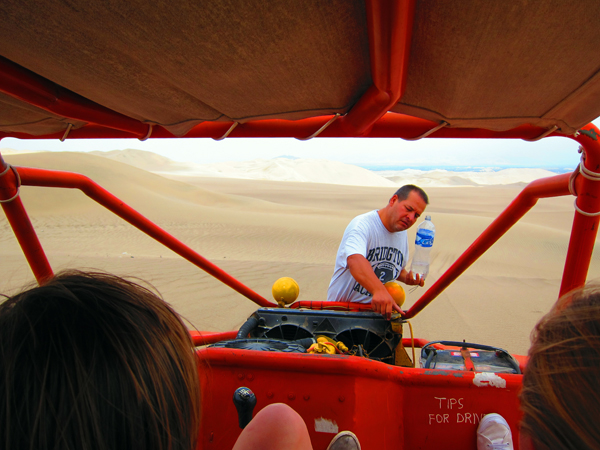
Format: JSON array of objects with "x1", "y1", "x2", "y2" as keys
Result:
[{"x1": 411, "y1": 215, "x2": 435, "y2": 279}]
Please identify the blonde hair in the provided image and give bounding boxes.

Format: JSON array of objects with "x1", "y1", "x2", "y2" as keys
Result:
[
  {"x1": 520, "y1": 284, "x2": 600, "y2": 450},
  {"x1": 0, "y1": 270, "x2": 200, "y2": 450}
]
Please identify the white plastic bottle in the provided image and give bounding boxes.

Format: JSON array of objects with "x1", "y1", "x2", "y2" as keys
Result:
[{"x1": 410, "y1": 215, "x2": 435, "y2": 279}]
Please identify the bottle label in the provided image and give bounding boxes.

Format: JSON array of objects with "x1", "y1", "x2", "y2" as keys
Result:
[{"x1": 415, "y1": 229, "x2": 434, "y2": 248}]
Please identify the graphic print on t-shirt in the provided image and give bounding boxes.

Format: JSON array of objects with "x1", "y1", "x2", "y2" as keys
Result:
[
  {"x1": 351, "y1": 246, "x2": 404, "y2": 296},
  {"x1": 366, "y1": 246, "x2": 404, "y2": 266}
]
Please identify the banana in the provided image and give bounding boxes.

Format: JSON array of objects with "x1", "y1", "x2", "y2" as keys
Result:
[{"x1": 315, "y1": 336, "x2": 348, "y2": 353}]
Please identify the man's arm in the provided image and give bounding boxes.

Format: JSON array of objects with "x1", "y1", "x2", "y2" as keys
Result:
[
  {"x1": 397, "y1": 268, "x2": 425, "y2": 287},
  {"x1": 347, "y1": 254, "x2": 402, "y2": 320}
]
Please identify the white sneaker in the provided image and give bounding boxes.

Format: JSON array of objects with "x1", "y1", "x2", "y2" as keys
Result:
[
  {"x1": 477, "y1": 413, "x2": 514, "y2": 450},
  {"x1": 326, "y1": 431, "x2": 361, "y2": 450}
]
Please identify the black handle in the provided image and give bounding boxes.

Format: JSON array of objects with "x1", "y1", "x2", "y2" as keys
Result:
[{"x1": 233, "y1": 387, "x2": 257, "y2": 429}]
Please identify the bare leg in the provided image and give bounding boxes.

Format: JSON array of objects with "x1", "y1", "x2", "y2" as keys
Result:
[{"x1": 232, "y1": 403, "x2": 313, "y2": 450}]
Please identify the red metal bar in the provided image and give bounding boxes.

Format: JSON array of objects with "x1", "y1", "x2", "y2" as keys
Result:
[
  {"x1": 0, "y1": 155, "x2": 53, "y2": 283},
  {"x1": 366, "y1": 113, "x2": 565, "y2": 140},
  {"x1": 560, "y1": 125, "x2": 600, "y2": 295},
  {"x1": 15, "y1": 166, "x2": 275, "y2": 307},
  {"x1": 0, "y1": 56, "x2": 151, "y2": 138},
  {"x1": 328, "y1": 0, "x2": 416, "y2": 136},
  {"x1": 0, "y1": 113, "x2": 559, "y2": 141},
  {"x1": 401, "y1": 337, "x2": 435, "y2": 348},
  {"x1": 404, "y1": 173, "x2": 572, "y2": 319},
  {"x1": 289, "y1": 300, "x2": 374, "y2": 311},
  {"x1": 190, "y1": 330, "x2": 238, "y2": 346}
]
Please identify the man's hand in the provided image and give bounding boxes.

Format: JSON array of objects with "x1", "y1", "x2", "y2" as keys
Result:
[
  {"x1": 370, "y1": 286, "x2": 403, "y2": 320},
  {"x1": 347, "y1": 255, "x2": 404, "y2": 320},
  {"x1": 399, "y1": 269, "x2": 425, "y2": 287}
]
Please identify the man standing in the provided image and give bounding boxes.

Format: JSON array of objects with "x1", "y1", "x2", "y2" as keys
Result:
[{"x1": 327, "y1": 185, "x2": 428, "y2": 319}]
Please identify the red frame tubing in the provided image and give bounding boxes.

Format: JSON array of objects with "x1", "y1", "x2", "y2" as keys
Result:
[
  {"x1": 402, "y1": 337, "x2": 438, "y2": 349},
  {"x1": 0, "y1": 113, "x2": 561, "y2": 141},
  {"x1": 326, "y1": 0, "x2": 416, "y2": 137},
  {"x1": 561, "y1": 125, "x2": 600, "y2": 296},
  {"x1": 190, "y1": 330, "x2": 238, "y2": 346},
  {"x1": 289, "y1": 300, "x2": 374, "y2": 311},
  {"x1": 404, "y1": 172, "x2": 572, "y2": 319},
  {"x1": 14, "y1": 166, "x2": 275, "y2": 307},
  {"x1": 0, "y1": 155, "x2": 53, "y2": 283},
  {"x1": 0, "y1": 56, "x2": 152, "y2": 138}
]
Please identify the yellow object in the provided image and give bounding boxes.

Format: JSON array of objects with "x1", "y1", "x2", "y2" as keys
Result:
[
  {"x1": 384, "y1": 280, "x2": 405, "y2": 307},
  {"x1": 308, "y1": 341, "x2": 337, "y2": 354},
  {"x1": 307, "y1": 336, "x2": 349, "y2": 354},
  {"x1": 272, "y1": 277, "x2": 300, "y2": 307},
  {"x1": 317, "y1": 336, "x2": 349, "y2": 352}
]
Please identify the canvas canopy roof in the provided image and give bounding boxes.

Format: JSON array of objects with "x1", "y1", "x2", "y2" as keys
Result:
[{"x1": 1, "y1": 0, "x2": 600, "y2": 140}]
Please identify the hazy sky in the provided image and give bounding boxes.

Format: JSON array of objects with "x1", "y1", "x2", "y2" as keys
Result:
[{"x1": 2, "y1": 121, "x2": 595, "y2": 170}]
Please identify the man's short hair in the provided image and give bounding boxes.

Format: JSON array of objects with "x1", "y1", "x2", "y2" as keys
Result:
[{"x1": 393, "y1": 185, "x2": 429, "y2": 204}]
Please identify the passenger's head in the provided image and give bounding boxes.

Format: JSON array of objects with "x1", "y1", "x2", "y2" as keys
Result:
[
  {"x1": 520, "y1": 284, "x2": 600, "y2": 450},
  {"x1": 0, "y1": 270, "x2": 200, "y2": 450}
]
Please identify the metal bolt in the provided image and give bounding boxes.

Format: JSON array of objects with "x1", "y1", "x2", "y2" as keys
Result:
[{"x1": 288, "y1": 392, "x2": 296, "y2": 400}]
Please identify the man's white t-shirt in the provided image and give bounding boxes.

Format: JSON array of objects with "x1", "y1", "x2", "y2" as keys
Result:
[{"x1": 327, "y1": 210, "x2": 409, "y2": 304}]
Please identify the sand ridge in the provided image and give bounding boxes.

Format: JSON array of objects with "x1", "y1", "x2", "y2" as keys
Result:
[{"x1": 0, "y1": 150, "x2": 596, "y2": 356}]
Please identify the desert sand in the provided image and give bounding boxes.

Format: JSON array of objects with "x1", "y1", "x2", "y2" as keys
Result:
[{"x1": 1, "y1": 149, "x2": 595, "y2": 357}]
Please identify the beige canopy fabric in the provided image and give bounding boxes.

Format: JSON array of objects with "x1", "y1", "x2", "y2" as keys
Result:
[
  {"x1": 393, "y1": 1, "x2": 600, "y2": 134},
  {"x1": 1, "y1": 0, "x2": 600, "y2": 138}
]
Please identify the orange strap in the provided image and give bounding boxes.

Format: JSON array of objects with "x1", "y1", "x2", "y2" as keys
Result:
[{"x1": 460, "y1": 347, "x2": 476, "y2": 371}]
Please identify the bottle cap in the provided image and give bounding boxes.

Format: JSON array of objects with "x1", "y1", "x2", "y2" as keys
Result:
[{"x1": 425, "y1": 215, "x2": 431, "y2": 220}]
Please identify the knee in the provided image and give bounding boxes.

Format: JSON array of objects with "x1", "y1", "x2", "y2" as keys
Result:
[
  {"x1": 250, "y1": 403, "x2": 308, "y2": 437},
  {"x1": 234, "y1": 403, "x2": 311, "y2": 450}
]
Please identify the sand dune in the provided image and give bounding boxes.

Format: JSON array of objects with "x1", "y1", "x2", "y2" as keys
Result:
[
  {"x1": 0, "y1": 147, "x2": 40, "y2": 155},
  {"x1": 89, "y1": 148, "x2": 560, "y2": 187},
  {"x1": 92, "y1": 149, "x2": 396, "y2": 187},
  {"x1": 90, "y1": 148, "x2": 191, "y2": 173},
  {"x1": 158, "y1": 158, "x2": 398, "y2": 187},
  {"x1": 0, "y1": 150, "x2": 594, "y2": 357},
  {"x1": 382, "y1": 168, "x2": 560, "y2": 187}
]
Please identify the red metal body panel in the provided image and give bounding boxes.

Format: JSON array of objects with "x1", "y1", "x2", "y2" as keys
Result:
[{"x1": 196, "y1": 348, "x2": 522, "y2": 450}]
